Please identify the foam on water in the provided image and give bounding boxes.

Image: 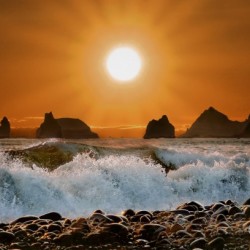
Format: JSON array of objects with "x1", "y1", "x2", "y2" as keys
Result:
[{"x1": 0, "y1": 139, "x2": 249, "y2": 222}]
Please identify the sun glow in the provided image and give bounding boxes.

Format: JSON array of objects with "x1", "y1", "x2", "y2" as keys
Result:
[{"x1": 106, "y1": 47, "x2": 142, "y2": 82}]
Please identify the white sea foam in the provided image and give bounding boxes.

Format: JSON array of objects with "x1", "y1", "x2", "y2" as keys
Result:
[{"x1": 0, "y1": 139, "x2": 249, "y2": 222}]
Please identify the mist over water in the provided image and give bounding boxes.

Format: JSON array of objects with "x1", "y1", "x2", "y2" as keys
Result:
[{"x1": 0, "y1": 138, "x2": 249, "y2": 222}]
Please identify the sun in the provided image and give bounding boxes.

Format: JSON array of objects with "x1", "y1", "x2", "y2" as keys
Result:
[{"x1": 106, "y1": 46, "x2": 142, "y2": 82}]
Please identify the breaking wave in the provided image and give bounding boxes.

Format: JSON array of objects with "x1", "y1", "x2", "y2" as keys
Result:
[{"x1": 0, "y1": 138, "x2": 249, "y2": 222}]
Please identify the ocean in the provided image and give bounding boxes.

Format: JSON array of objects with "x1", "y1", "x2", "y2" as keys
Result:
[{"x1": 0, "y1": 138, "x2": 249, "y2": 222}]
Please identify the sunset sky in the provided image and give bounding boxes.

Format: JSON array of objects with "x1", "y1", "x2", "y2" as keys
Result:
[{"x1": 0, "y1": 0, "x2": 249, "y2": 137}]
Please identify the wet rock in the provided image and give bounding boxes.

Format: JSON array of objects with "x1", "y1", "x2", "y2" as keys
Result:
[
  {"x1": 213, "y1": 206, "x2": 229, "y2": 216},
  {"x1": 170, "y1": 223, "x2": 184, "y2": 233},
  {"x1": 140, "y1": 215, "x2": 151, "y2": 223},
  {"x1": 0, "y1": 231, "x2": 15, "y2": 244},
  {"x1": 11, "y1": 216, "x2": 39, "y2": 224},
  {"x1": 25, "y1": 223, "x2": 40, "y2": 231},
  {"x1": 89, "y1": 213, "x2": 113, "y2": 224},
  {"x1": 216, "y1": 214, "x2": 227, "y2": 222},
  {"x1": 190, "y1": 238, "x2": 207, "y2": 249},
  {"x1": 102, "y1": 223, "x2": 129, "y2": 238},
  {"x1": 40, "y1": 212, "x2": 62, "y2": 221},
  {"x1": 106, "y1": 214, "x2": 123, "y2": 223},
  {"x1": 85, "y1": 231, "x2": 119, "y2": 245},
  {"x1": 243, "y1": 206, "x2": 250, "y2": 218},
  {"x1": 228, "y1": 206, "x2": 241, "y2": 215},
  {"x1": 122, "y1": 209, "x2": 135, "y2": 217},
  {"x1": 208, "y1": 237, "x2": 225, "y2": 249},
  {"x1": 171, "y1": 209, "x2": 190, "y2": 215},
  {"x1": 138, "y1": 224, "x2": 166, "y2": 240},
  {"x1": 47, "y1": 224, "x2": 62, "y2": 233},
  {"x1": 243, "y1": 198, "x2": 250, "y2": 205}
]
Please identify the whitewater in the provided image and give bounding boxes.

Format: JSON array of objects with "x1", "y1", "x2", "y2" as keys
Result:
[{"x1": 0, "y1": 138, "x2": 249, "y2": 222}]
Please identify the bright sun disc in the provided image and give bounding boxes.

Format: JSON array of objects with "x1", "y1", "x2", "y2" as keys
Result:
[{"x1": 106, "y1": 47, "x2": 142, "y2": 82}]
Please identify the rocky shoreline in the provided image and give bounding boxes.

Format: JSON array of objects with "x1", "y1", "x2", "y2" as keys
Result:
[{"x1": 1, "y1": 200, "x2": 250, "y2": 250}]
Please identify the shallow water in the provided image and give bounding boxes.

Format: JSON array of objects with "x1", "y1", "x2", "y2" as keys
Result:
[{"x1": 0, "y1": 138, "x2": 249, "y2": 222}]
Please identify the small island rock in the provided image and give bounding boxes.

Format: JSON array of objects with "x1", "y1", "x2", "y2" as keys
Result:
[
  {"x1": 0, "y1": 116, "x2": 10, "y2": 138},
  {"x1": 182, "y1": 107, "x2": 248, "y2": 138},
  {"x1": 36, "y1": 112, "x2": 62, "y2": 138},
  {"x1": 144, "y1": 115, "x2": 175, "y2": 139},
  {"x1": 37, "y1": 112, "x2": 98, "y2": 139}
]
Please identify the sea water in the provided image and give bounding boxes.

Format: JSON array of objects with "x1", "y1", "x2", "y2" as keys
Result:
[{"x1": 0, "y1": 138, "x2": 249, "y2": 222}]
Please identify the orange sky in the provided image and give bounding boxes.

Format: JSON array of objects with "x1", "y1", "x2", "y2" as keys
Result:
[{"x1": 0, "y1": 0, "x2": 249, "y2": 137}]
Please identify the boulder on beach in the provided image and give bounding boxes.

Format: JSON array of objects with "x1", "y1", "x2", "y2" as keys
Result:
[
  {"x1": 144, "y1": 115, "x2": 175, "y2": 139},
  {"x1": 37, "y1": 112, "x2": 98, "y2": 139},
  {"x1": 182, "y1": 107, "x2": 249, "y2": 138},
  {"x1": 0, "y1": 116, "x2": 10, "y2": 138}
]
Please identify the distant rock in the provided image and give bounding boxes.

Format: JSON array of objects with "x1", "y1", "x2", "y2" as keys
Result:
[
  {"x1": 57, "y1": 118, "x2": 98, "y2": 139},
  {"x1": 37, "y1": 112, "x2": 98, "y2": 139},
  {"x1": 182, "y1": 107, "x2": 248, "y2": 138},
  {"x1": 37, "y1": 112, "x2": 62, "y2": 138},
  {"x1": 240, "y1": 115, "x2": 250, "y2": 138},
  {"x1": 0, "y1": 116, "x2": 10, "y2": 138},
  {"x1": 144, "y1": 115, "x2": 175, "y2": 139}
]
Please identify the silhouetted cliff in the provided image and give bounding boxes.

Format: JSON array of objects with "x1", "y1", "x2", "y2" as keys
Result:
[
  {"x1": 0, "y1": 116, "x2": 10, "y2": 138},
  {"x1": 144, "y1": 115, "x2": 175, "y2": 139},
  {"x1": 37, "y1": 112, "x2": 98, "y2": 139},
  {"x1": 240, "y1": 115, "x2": 250, "y2": 138},
  {"x1": 36, "y1": 112, "x2": 62, "y2": 138},
  {"x1": 57, "y1": 118, "x2": 98, "y2": 139},
  {"x1": 183, "y1": 107, "x2": 248, "y2": 138}
]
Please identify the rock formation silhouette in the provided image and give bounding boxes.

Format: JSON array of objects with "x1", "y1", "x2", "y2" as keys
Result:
[
  {"x1": 183, "y1": 107, "x2": 249, "y2": 138},
  {"x1": 37, "y1": 112, "x2": 98, "y2": 139},
  {"x1": 0, "y1": 116, "x2": 10, "y2": 138},
  {"x1": 36, "y1": 112, "x2": 62, "y2": 138},
  {"x1": 240, "y1": 115, "x2": 250, "y2": 138},
  {"x1": 144, "y1": 115, "x2": 175, "y2": 139}
]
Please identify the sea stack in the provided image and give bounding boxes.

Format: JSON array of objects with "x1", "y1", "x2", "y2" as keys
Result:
[
  {"x1": 0, "y1": 116, "x2": 10, "y2": 138},
  {"x1": 144, "y1": 115, "x2": 175, "y2": 139},
  {"x1": 182, "y1": 107, "x2": 248, "y2": 138},
  {"x1": 36, "y1": 112, "x2": 62, "y2": 138},
  {"x1": 240, "y1": 115, "x2": 250, "y2": 138},
  {"x1": 57, "y1": 118, "x2": 99, "y2": 139},
  {"x1": 37, "y1": 112, "x2": 99, "y2": 139}
]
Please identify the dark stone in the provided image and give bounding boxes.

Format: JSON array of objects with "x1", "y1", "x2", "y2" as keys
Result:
[
  {"x1": 243, "y1": 198, "x2": 250, "y2": 205},
  {"x1": 187, "y1": 201, "x2": 204, "y2": 210},
  {"x1": 228, "y1": 206, "x2": 241, "y2": 215},
  {"x1": 122, "y1": 209, "x2": 135, "y2": 217},
  {"x1": 0, "y1": 116, "x2": 10, "y2": 138},
  {"x1": 102, "y1": 223, "x2": 129, "y2": 237},
  {"x1": 182, "y1": 107, "x2": 249, "y2": 138},
  {"x1": 40, "y1": 212, "x2": 62, "y2": 221},
  {"x1": 0, "y1": 231, "x2": 15, "y2": 244},
  {"x1": 48, "y1": 224, "x2": 62, "y2": 233},
  {"x1": 216, "y1": 214, "x2": 227, "y2": 222},
  {"x1": 11, "y1": 215, "x2": 39, "y2": 224},
  {"x1": 190, "y1": 238, "x2": 207, "y2": 249},
  {"x1": 144, "y1": 115, "x2": 175, "y2": 139},
  {"x1": 25, "y1": 223, "x2": 39, "y2": 231},
  {"x1": 36, "y1": 112, "x2": 99, "y2": 139},
  {"x1": 243, "y1": 206, "x2": 250, "y2": 218},
  {"x1": 106, "y1": 214, "x2": 123, "y2": 223},
  {"x1": 212, "y1": 206, "x2": 229, "y2": 216},
  {"x1": 208, "y1": 237, "x2": 225, "y2": 250}
]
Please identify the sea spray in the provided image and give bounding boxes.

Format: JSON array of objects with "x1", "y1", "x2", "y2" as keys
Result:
[{"x1": 0, "y1": 139, "x2": 249, "y2": 222}]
